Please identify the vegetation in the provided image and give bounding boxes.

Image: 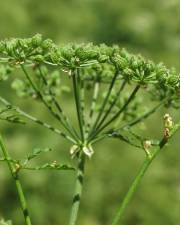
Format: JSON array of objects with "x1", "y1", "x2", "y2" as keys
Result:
[
  {"x1": 0, "y1": 1, "x2": 180, "y2": 225},
  {"x1": 0, "y1": 35, "x2": 179, "y2": 225}
]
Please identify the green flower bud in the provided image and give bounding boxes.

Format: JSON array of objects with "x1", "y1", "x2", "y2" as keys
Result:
[
  {"x1": 98, "y1": 55, "x2": 109, "y2": 63},
  {"x1": 61, "y1": 47, "x2": 74, "y2": 61},
  {"x1": 42, "y1": 39, "x2": 54, "y2": 49},
  {"x1": 49, "y1": 52, "x2": 60, "y2": 64},
  {"x1": 0, "y1": 41, "x2": 5, "y2": 52},
  {"x1": 31, "y1": 34, "x2": 42, "y2": 47},
  {"x1": 31, "y1": 55, "x2": 44, "y2": 62}
]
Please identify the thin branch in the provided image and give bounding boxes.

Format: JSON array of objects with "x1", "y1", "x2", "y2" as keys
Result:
[
  {"x1": 77, "y1": 69, "x2": 86, "y2": 137},
  {"x1": 0, "y1": 96, "x2": 76, "y2": 144},
  {"x1": 95, "y1": 80, "x2": 127, "y2": 132},
  {"x1": 88, "y1": 70, "x2": 119, "y2": 138},
  {"x1": 88, "y1": 85, "x2": 140, "y2": 141},
  {"x1": 121, "y1": 101, "x2": 165, "y2": 129},
  {"x1": 21, "y1": 65, "x2": 79, "y2": 142},
  {"x1": 38, "y1": 66, "x2": 80, "y2": 140},
  {"x1": 85, "y1": 81, "x2": 100, "y2": 137},
  {"x1": 72, "y1": 70, "x2": 84, "y2": 141}
]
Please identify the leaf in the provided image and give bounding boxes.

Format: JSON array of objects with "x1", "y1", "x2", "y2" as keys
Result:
[
  {"x1": 108, "y1": 129, "x2": 142, "y2": 149},
  {"x1": 0, "y1": 157, "x2": 18, "y2": 164},
  {"x1": 0, "y1": 219, "x2": 12, "y2": 225},
  {"x1": 24, "y1": 162, "x2": 75, "y2": 171},
  {"x1": 0, "y1": 106, "x2": 25, "y2": 125},
  {"x1": 27, "y1": 147, "x2": 52, "y2": 161}
]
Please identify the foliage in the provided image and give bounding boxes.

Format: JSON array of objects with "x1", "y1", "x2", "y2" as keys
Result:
[
  {"x1": 0, "y1": 1, "x2": 180, "y2": 225},
  {"x1": 0, "y1": 35, "x2": 179, "y2": 225},
  {"x1": 0, "y1": 220, "x2": 12, "y2": 225}
]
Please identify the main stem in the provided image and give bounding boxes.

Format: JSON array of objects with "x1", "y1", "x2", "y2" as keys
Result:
[
  {"x1": 68, "y1": 154, "x2": 86, "y2": 225},
  {"x1": 0, "y1": 136, "x2": 32, "y2": 225}
]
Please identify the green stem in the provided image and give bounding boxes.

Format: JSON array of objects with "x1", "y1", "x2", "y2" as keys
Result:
[
  {"x1": 68, "y1": 154, "x2": 86, "y2": 225},
  {"x1": 121, "y1": 100, "x2": 166, "y2": 129},
  {"x1": 85, "y1": 81, "x2": 100, "y2": 137},
  {"x1": 88, "y1": 70, "x2": 118, "y2": 138},
  {"x1": 0, "y1": 96, "x2": 76, "y2": 144},
  {"x1": 95, "y1": 80, "x2": 126, "y2": 132},
  {"x1": 78, "y1": 69, "x2": 86, "y2": 137},
  {"x1": 110, "y1": 124, "x2": 180, "y2": 225},
  {"x1": 110, "y1": 156, "x2": 152, "y2": 225},
  {"x1": 0, "y1": 136, "x2": 32, "y2": 225},
  {"x1": 21, "y1": 65, "x2": 79, "y2": 142},
  {"x1": 72, "y1": 70, "x2": 84, "y2": 141},
  {"x1": 89, "y1": 85, "x2": 140, "y2": 142},
  {"x1": 38, "y1": 66, "x2": 80, "y2": 140}
]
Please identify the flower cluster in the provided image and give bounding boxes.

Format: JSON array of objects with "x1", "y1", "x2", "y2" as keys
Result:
[{"x1": 0, "y1": 34, "x2": 179, "y2": 107}]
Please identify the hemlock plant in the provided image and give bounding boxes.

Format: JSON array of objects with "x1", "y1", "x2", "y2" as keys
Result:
[{"x1": 0, "y1": 34, "x2": 179, "y2": 225}]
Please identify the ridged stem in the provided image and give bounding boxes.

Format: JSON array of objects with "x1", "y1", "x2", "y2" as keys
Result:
[
  {"x1": 68, "y1": 154, "x2": 86, "y2": 225},
  {"x1": 110, "y1": 123, "x2": 180, "y2": 225},
  {"x1": 0, "y1": 136, "x2": 32, "y2": 225}
]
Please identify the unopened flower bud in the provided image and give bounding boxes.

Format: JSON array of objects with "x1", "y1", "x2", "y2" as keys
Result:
[
  {"x1": 164, "y1": 114, "x2": 173, "y2": 129},
  {"x1": 143, "y1": 140, "x2": 152, "y2": 150},
  {"x1": 164, "y1": 127, "x2": 170, "y2": 139},
  {"x1": 82, "y1": 145, "x2": 94, "y2": 158},
  {"x1": 51, "y1": 160, "x2": 57, "y2": 168},
  {"x1": 143, "y1": 140, "x2": 152, "y2": 157},
  {"x1": 70, "y1": 145, "x2": 79, "y2": 158}
]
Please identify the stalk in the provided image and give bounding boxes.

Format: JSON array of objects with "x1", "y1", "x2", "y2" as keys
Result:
[
  {"x1": 0, "y1": 136, "x2": 32, "y2": 225},
  {"x1": 68, "y1": 154, "x2": 86, "y2": 225},
  {"x1": 21, "y1": 65, "x2": 79, "y2": 142},
  {"x1": 89, "y1": 85, "x2": 140, "y2": 141},
  {"x1": 95, "y1": 80, "x2": 126, "y2": 132},
  {"x1": 88, "y1": 70, "x2": 119, "y2": 138},
  {"x1": 38, "y1": 66, "x2": 80, "y2": 140},
  {"x1": 0, "y1": 96, "x2": 76, "y2": 144},
  {"x1": 110, "y1": 123, "x2": 180, "y2": 225},
  {"x1": 72, "y1": 70, "x2": 84, "y2": 141},
  {"x1": 77, "y1": 69, "x2": 86, "y2": 137},
  {"x1": 110, "y1": 156, "x2": 153, "y2": 225},
  {"x1": 85, "y1": 81, "x2": 100, "y2": 137}
]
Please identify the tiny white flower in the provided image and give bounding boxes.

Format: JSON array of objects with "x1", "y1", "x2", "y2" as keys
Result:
[
  {"x1": 82, "y1": 145, "x2": 94, "y2": 158},
  {"x1": 143, "y1": 140, "x2": 152, "y2": 150},
  {"x1": 164, "y1": 114, "x2": 173, "y2": 129},
  {"x1": 70, "y1": 145, "x2": 79, "y2": 157}
]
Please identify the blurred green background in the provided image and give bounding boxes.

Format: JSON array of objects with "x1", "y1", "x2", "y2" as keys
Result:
[{"x1": 0, "y1": 0, "x2": 180, "y2": 225}]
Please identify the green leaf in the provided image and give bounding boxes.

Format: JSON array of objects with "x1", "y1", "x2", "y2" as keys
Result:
[
  {"x1": 24, "y1": 162, "x2": 75, "y2": 171},
  {"x1": 27, "y1": 147, "x2": 52, "y2": 161},
  {"x1": 0, "y1": 219, "x2": 12, "y2": 225},
  {"x1": 0, "y1": 106, "x2": 26, "y2": 125}
]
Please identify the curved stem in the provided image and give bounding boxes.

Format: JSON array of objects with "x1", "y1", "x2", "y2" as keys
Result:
[
  {"x1": 68, "y1": 154, "x2": 86, "y2": 225},
  {"x1": 0, "y1": 136, "x2": 32, "y2": 225},
  {"x1": 110, "y1": 124, "x2": 180, "y2": 225},
  {"x1": 110, "y1": 156, "x2": 152, "y2": 225}
]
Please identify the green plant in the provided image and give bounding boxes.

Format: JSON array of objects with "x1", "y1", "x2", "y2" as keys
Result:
[{"x1": 0, "y1": 34, "x2": 179, "y2": 225}]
